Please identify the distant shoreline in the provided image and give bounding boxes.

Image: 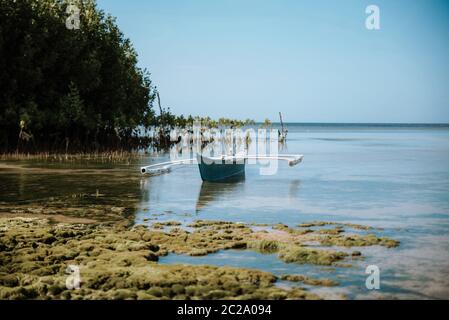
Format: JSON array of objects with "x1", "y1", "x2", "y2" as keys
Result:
[{"x1": 258, "y1": 122, "x2": 449, "y2": 127}]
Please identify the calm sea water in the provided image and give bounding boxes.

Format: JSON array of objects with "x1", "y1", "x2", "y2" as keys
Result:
[{"x1": 1, "y1": 123, "x2": 449, "y2": 299}]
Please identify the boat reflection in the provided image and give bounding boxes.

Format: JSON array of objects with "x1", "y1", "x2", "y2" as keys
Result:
[
  {"x1": 288, "y1": 179, "x2": 301, "y2": 198},
  {"x1": 195, "y1": 179, "x2": 245, "y2": 213}
]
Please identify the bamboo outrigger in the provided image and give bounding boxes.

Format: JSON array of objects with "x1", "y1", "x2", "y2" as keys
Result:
[{"x1": 140, "y1": 154, "x2": 304, "y2": 182}]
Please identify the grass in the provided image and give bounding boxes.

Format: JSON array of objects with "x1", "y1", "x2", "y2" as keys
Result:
[{"x1": 0, "y1": 151, "x2": 145, "y2": 162}]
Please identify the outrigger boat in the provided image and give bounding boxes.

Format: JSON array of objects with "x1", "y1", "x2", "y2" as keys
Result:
[{"x1": 140, "y1": 154, "x2": 304, "y2": 182}]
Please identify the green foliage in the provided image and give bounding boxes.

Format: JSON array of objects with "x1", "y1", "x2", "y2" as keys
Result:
[
  {"x1": 261, "y1": 118, "x2": 272, "y2": 128},
  {"x1": 0, "y1": 0, "x2": 155, "y2": 152},
  {"x1": 59, "y1": 82, "x2": 85, "y2": 127},
  {"x1": 163, "y1": 114, "x2": 255, "y2": 129}
]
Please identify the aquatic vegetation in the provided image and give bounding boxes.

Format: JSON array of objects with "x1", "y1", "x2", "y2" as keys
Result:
[
  {"x1": 0, "y1": 218, "x2": 319, "y2": 300},
  {"x1": 316, "y1": 227, "x2": 344, "y2": 235},
  {"x1": 0, "y1": 214, "x2": 400, "y2": 300},
  {"x1": 247, "y1": 239, "x2": 348, "y2": 266},
  {"x1": 272, "y1": 224, "x2": 313, "y2": 235},
  {"x1": 187, "y1": 220, "x2": 247, "y2": 229},
  {"x1": 145, "y1": 226, "x2": 250, "y2": 257},
  {"x1": 280, "y1": 275, "x2": 339, "y2": 287},
  {"x1": 0, "y1": 204, "x2": 131, "y2": 224},
  {"x1": 265, "y1": 222, "x2": 398, "y2": 248},
  {"x1": 149, "y1": 219, "x2": 399, "y2": 262},
  {"x1": 151, "y1": 221, "x2": 182, "y2": 229},
  {"x1": 246, "y1": 240, "x2": 281, "y2": 253},
  {"x1": 319, "y1": 234, "x2": 399, "y2": 248},
  {"x1": 277, "y1": 246, "x2": 348, "y2": 266},
  {"x1": 297, "y1": 221, "x2": 374, "y2": 231}
]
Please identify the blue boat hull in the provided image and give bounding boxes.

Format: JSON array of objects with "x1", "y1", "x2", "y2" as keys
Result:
[{"x1": 197, "y1": 156, "x2": 246, "y2": 182}]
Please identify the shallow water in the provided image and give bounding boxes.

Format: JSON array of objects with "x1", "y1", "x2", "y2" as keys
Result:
[{"x1": 1, "y1": 124, "x2": 449, "y2": 299}]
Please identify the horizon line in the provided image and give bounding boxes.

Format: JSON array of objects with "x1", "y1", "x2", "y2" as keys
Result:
[{"x1": 255, "y1": 122, "x2": 449, "y2": 125}]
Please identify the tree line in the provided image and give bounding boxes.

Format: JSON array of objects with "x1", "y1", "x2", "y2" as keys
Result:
[
  {"x1": 0, "y1": 0, "x2": 255, "y2": 154},
  {"x1": 0, "y1": 0, "x2": 158, "y2": 152}
]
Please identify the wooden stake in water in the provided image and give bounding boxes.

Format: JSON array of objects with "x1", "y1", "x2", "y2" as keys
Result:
[{"x1": 279, "y1": 112, "x2": 287, "y2": 142}]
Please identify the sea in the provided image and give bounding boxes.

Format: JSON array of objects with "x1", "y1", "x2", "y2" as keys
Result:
[{"x1": 1, "y1": 123, "x2": 449, "y2": 299}]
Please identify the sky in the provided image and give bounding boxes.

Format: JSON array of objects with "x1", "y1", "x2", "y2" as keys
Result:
[{"x1": 97, "y1": 0, "x2": 449, "y2": 123}]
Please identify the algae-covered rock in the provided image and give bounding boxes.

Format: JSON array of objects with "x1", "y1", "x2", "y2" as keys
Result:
[
  {"x1": 320, "y1": 234, "x2": 400, "y2": 248},
  {"x1": 280, "y1": 274, "x2": 339, "y2": 287},
  {"x1": 246, "y1": 240, "x2": 280, "y2": 253},
  {"x1": 278, "y1": 246, "x2": 348, "y2": 266},
  {"x1": 0, "y1": 216, "x2": 400, "y2": 300},
  {"x1": 0, "y1": 274, "x2": 19, "y2": 287},
  {"x1": 246, "y1": 239, "x2": 349, "y2": 266},
  {"x1": 297, "y1": 221, "x2": 374, "y2": 231},
  {"x1": 0, "y1": 218, "x2": 319, "y2": 300},
  {"x1": 272, "y1": 224, "x2": 313, "y2": 235},
  {"x1": 151, "y1": 221, "x2": 182, "y2": 229},
  {"x1": 0, "y1": 204, "x2": 132, "y2": 224}
]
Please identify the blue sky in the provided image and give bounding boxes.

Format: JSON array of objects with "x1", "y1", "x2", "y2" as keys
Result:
[{"x1": 97, "y1": 0, "x2": 449, "y2": 123}]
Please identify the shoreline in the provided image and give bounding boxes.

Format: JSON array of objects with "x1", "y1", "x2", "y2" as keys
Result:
[{"x1": 0, "y1": 152, "x2": 145, "y2": 162}]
